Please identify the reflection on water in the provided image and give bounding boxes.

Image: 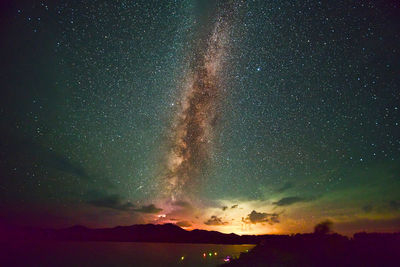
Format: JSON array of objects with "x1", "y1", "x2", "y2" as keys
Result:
[{"x1": 1, "y1": 241, "x2": 255, "y2": 267}]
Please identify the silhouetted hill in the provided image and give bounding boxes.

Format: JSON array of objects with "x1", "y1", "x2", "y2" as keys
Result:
[
  {"x1": 0, "y1": 223, "x2": 275, "y2": 244},
  {"x1": 225, "y1": 232, "x2": 400, "y2": 266},
  {"x1": 2, "y1": 221, "x2": 399, "y2": 266}
]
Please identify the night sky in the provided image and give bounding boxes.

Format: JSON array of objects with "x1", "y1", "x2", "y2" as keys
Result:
[{"x1": 1, "y1": 0, "x2": 399, "y2": 235}]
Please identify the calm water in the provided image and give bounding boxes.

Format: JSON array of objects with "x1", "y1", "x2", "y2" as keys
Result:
[{"x1": 1, "y1": 241, "x2": 255, "y2": 267}]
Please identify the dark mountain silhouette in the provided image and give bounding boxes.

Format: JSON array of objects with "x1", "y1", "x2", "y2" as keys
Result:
[
  {"x1": 0, "y1": 223, "x2": 277, "y2": 244},
  {"x1": 226, "y1": 232, "x2": 400, "y2": 266},
  {"x1": 1, "y1": 222, "x2": 400, "y2": 266}
]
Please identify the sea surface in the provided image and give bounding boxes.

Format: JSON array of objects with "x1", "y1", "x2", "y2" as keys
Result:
[{"x1": 1, "y1": 241, "x2": 255, "y2": 267}]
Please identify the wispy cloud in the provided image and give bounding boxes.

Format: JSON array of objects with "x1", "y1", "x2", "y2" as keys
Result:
[
  {"x1": 134, "y1": 204, "x2": 163, "y2": 214},
  {"x1": 273, "y1": 196, "x2": 316, "y2": 206},
  {"x1": 204, "y1": 215, "x2": 228, "y2": 225},
  {"x1": 86, "y1": 191, "x2": 134, "y2": 211},
  {"x1": 243, "y1": 210, "x2": 280, "y2": 225},
  {"x1": 276, "y1": 182, "x2": 293, "y2": 193},
  {"x1": 86, "y1": 191, "x2": 162, "y2": 214},
  {"x1": 176, "y1": 220, "x2": 192, "y2": 227}
]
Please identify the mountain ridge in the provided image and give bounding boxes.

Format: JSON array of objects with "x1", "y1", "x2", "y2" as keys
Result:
[{"x1": 0, "y1": 222, "x2": 280, "y2": 244}]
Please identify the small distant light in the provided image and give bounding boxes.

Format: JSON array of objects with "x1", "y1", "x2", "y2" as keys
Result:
[
  {"x1": 246, "y1": 249, "x2": 249, "y2": 252},
  {"x1": 203, "y1": 253, "x2": 206, "y2": 257},
  {"x1": 181, "y1": 256, "x2": 184, "y2": 260},
  {"x1": 214, "y1": 252, "x2": 217, "y2": 256},
  {"x1": 209, "y1": 253, "x2": 212, "y2": 256}
]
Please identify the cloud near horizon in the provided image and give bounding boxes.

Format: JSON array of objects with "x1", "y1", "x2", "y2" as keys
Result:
[
  {"x1": 86, "y1": 191, "x2": 135, "y2": 211},
  {"x1": 243, "y1": 210, "x2": 280, "y2": 225},
  {"x1": 389, "y1": 200, "x2": 400, "y2": 211},
  {"x1": 176, "y1": 220, "x2": 192, "y2": 227},
  {"x1": 276, "y1": 182, "x2": 293, "y2": 193},
  {"x1": 172, "y1": 200, "x2": 192, "y2": 208},
  {"x1": 134, "y1": 204, "x2": 163, "y2": 214},
  {"x1": 204, "y1": 215, "x2": 228, "y2": 226},
  {"x1": 86, "y1": 192, "x2": 162, "y2": 214},
  {"x1": 273, "y1": 196, "x2": 315, "y2": 206},
  {"x1": 362, "y1": 204, "x2": 373, "y2": 213}
]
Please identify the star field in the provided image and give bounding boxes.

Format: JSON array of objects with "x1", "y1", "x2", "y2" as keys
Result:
[{"x1": 0, "y1": 0, "x2": 399, "y2": 234}]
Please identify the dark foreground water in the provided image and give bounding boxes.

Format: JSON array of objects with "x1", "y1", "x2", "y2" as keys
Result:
[{"x1": 0, "y1": 241, "x2": 255, "y2": 267}]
